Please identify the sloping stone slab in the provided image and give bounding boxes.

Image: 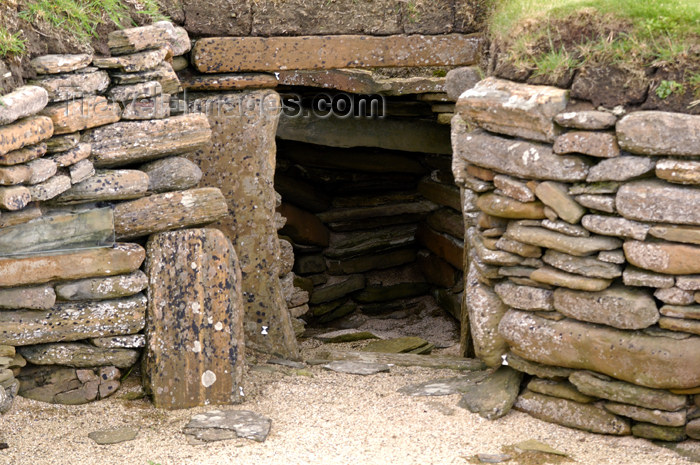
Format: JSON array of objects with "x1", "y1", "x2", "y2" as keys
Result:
[
  {"x1": 192, "y1": 34, "x2": 482, "y2": 73},
  {"x1": 504, "y1": 223, "x2": 621, "y2": 257},
  {"x1": 323, "y1": 361, "x2": 390, "y2": 375},
  {"x1": 55, "y1": 271, "x2": 148, "y2": 301},
  {"x1": 616, "y1": 111, "x2": 700, "y2": 156},
  {"x1": 108, "y1": 21, "x2": 190, "y2": 56},
  {"x1": 184, "y1": 410, "x2": 271, "y2": 443},
  {"x1": 456, "y1": 77, "x2": 567, "y2": 142},
  {"x1": 499, "y1": 310, "x2": 700, "y2": 390}
]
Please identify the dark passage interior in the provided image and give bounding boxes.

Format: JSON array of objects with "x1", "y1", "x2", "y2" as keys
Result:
[{"x1": 274, "y1": 123, "x2": 464, "y2": 349}]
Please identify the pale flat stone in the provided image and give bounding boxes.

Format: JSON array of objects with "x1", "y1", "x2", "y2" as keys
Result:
[
  {"x1": 659, "y1": 317, "x2": 700, "y2": 336},
  {"x1": 655, "y1": 288, "x2": 696, "y2": 306},
  {"x1": 69, "y1": 159, "x2": 95, "y2": 184},
  {"x1": 660, "y1": 305, "x2": 700, "y2": 320},
  {"x1": 598, "y1": 249, "x2": 625, "y2": 264},
  {"x1": 19, "y1": 343, "x2": 139, "y2": 368},
  {"x1": 616, "y1": 111, "x2": 700, "y2": 156},
  {"x1": 650, "y1": 225, "x2": 700, "y2": 246},
  {"x1": 323, "y1": 361, "x2": 390, "y2": 375},
  {"x1": 56, "y1": 271, "x2": 147, "y2": 301},
  {"x1": 90, "y1": 334, "x2": 145, "y2": 349},
  {"x1": 575, "y1": 194, "x2": 616, "y2": 214},
  {"x1": 184, "y1": 410, "x2": 271, "y2": 443},
  {"x1": 678, "y1": 276, "x2": 700, "y2": 291},
  {"x1": 495, "y1": 237, "x2": 542, "y2": 258},
  {"x1": 27, "y1": 158, "x2": 57, "y2": 184},
  {"x1": 46, "y1": 133, "x2": 79, "y2": 153},
  {"x1": 458, "y1": 367, "x2": 522, "y2": 420},
  {"x1": 48, "y1": 143, "x2": 91, "y2": 168},
  {"x1": 0, "y1": 116, "x2": 54, "y2": 156},
  {"x1": 466, "y1": 265, "x2": 508, "y2": 367},
  {"x1": 109, "y1": 62, "x2": 181, "y2": 94},
  {"x1": 656, "y1": 158, "x2": 700, "y2": 185},
  {"x1": 93, "y1": 48, "x2": 168, "y2": 73},
  {"x1": 0, "y1": 285, "x2": 55, "y2": 310},
  {"x1": 30, "y1": 54, "x2": 92, "y2": 74},
  {"x1": 500, "y1": 310, "x2": 700, "y2": 390},
  {"x1": 493, "y1": 175, "x2": 535, "y2": 203},
  {"x1": 535, "y1": 182, "x2": 585, "y2": 224},
  {"x1": 40, "y1": 97, "x2": 121, "y2": 135},
  {"x1": 581, "y1": 214, "x2": 649, "y2": 241},
  {"x1": 475, "y1": 193, "x2": 545, "y2": 220},
  {"x1": 0, "y1": 185, "x2": 31, "y2": 210},
  {"x1": 587, "y1": 156, "x2": 655, "y2": 182},
  {"x1": 107, "y1": 81, "x2": 162, "y2": 102},
  {"x1": 531, "y1": 266, "x2": 611, "y2": 291},
  {"x1": 554, "y1": 110, "x2": 617, "y2": 130},
  {"x1": 541, "y1": 219, "x2": 589, "y2": 237},
  {"x1": 121, "y1": 95, "x2": 170, "y2": 120},
  {"x1": 504, "y1": 223, "x2": 621, "y2": 257},
  {"x1": 0, "y1": 86, "x2": 49, "y2": 125},
  {"x1": 28, "y1": 175, "x2": 72, "y2": 201},
  {"x1": 30, "y1": 70, "x2": 110, "y2": 102},
  {"x1": 88, "y1": 427, "x2": 138, "y2": 445},
  {"x1": 527, "y1": 378, "x2": 594, "y2": 404},
  {"x1": 494, "y1": 281, "x2": 553, "y2": 311},
  {"x1": 542, "y1": 249, "x2": 622, "y2": 279},
  {"x1": 56, "y1": 170, "x2": 149, "y2": 203},
  {"x1": 108, "y1": 21, "x2": 190, "y2": 56},
  {"x1": 553, "y1": 286, "x2": 658, "y2": 330},
  {"x1": 457, "y1": 77, "x2": 567, "y2": 142},
  {"x1": 623, "y1": 266, "x2": 675, "y2": 288},
  {"x1": 0, "y1": 143, "x2": 47, "y2": 166}
]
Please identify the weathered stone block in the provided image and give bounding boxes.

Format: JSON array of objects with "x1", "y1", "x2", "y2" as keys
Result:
[
  {"x1": 93, "y1": 48, "x2": 168, "y2": 73},
  {"x1": 28, "y1": 175, "x2": 72, "y2": 201},
  {"x1": 56, "y1": 169, "x2": 149, "y2": 203},
  {"x1": 0, "y1": 116, "x2": 54, "y2": 156},
  {"x1": 108, "y1": 21, "x2": 190, "y2": 56},
  {"x1": 40, "y1": 97, "x2": 121, "y2": 135},
  {"x1": 554, "y1": 131, "x2": 620, "y2": 158},
  {"x1": 624, "y1": 240, "x2": 700, "y2": 275},
  {"x1": 587, "y1": 156, "x2": 655, "y2": 182},
  {"x1": 144, "y1": 228, "x2": 245, "y2": 409},
  {"x1": 19, "y1": 343, "x2": 139, "y2": 369},
  {"x1": 0, "y1": 143, "x2": 47, "y2": 166},
  {"x1": 456, "y1": 77, "x2": 568, "y2": 142},
  {"x1": 192, "y1": 34, "x2": 482, "y2": 73},
  {"x1": 616, "y1": 111, "x2": 700, "y2": 156},
  {"x1": 0, "y1": 284, "x2": 55, "y2": 310},
  {"x1": 0, "y1": 86, "x2": 49, "y2": 126},
  {"x1": 656, "y1": 159, "x2": 700, "y2": 185},
  {"x1": 30, "y1": 70, "x2": 110, "y2": 102},
  {"x1": 30, "y1": 54, "x2": 92, "y2": 74},
  {"x1": 56, "y1": 271, "x2": 147, "y2": 301},
  {"x1": 465, "y1": 265, "x2": 508, "y2": 367},
  {"x1": 140, "y1": 156, "x2": 202, "y2": 193},
  {"x1": 499, "y1": 310, "x2": 700, "y2": 389},
  {"x1": 84, "y1": 114, "x2": 211, "y2": 168},
  {"x1": 0, "y1": 185, "x2": 31, "y2": 210},
  {"x1": 553, "y1": 110, "x2": 617, "y2": 130}
]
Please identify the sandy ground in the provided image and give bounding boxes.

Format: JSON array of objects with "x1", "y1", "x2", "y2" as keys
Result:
[{"x1": 0, "y1": 339, "x2": 691, "y2": 465}]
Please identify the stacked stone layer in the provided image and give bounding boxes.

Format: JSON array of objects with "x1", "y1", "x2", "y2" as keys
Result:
[
  {"x1": 452, "y1": 76, "x2": 700, "y2": 441},
  {"x1": 0, "y1": 22, "x2": 235, "y2": 410}
]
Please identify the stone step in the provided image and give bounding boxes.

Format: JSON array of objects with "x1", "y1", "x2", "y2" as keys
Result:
[{"x1": 192, "y1": 34, "x2": 482, "y2": 73}]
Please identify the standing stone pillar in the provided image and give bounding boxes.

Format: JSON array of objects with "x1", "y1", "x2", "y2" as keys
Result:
[
  {"x1": 144, "y1": 228, "x2": 245, "y2": 409},
  {"x1": 187, "y1": 91, "x2": 299, "y2": 359}
]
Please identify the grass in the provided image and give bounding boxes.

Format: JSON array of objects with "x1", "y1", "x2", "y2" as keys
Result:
[
  {"x1": 18, "y1": 0, "x2": 167, "y2": 43},
  {"x1": 489, "y1": 0, "x2": 700, "y2": 78},
  {"x1": 0, "y1": 26, "x2": 26, "y2": 58}
]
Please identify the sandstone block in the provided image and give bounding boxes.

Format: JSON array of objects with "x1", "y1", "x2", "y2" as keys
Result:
[
  {"x1": 0, "y1": 143, "x2": 47, "y2": 166},
  {"x1": 465, "y1": 265, "x2": 508, "y2": 367},
  {"x1": 492, "y1": 175, "x2": 535, "y2": 203},
  {"x1": 30, "y1": 54, "x2": 92, "y2": 74},
  {"x1": 656, "y1": 159, "x2": 700, "y2": 185},
  {"x1": 40, "y1": 97, "x2": 121, "y2": 135},
  {"x1": 46, "y1": 133, "x2": 79, "y2": 153},
  {"x1": 181, "y1": 73, "x2": 278, "y2": 91},
  {"x1": 650, "y1": 225, "x2": 700, "y2": 246},
  {"x1": 542, "y1": 249, "x2": 622, "y2": 279},
  {"x1": 56, "y1": 169, "x2": 149, "y2": 203},
  {"x1": 121, "y1": 95, "x2": 171, "y2": 120},
  {"x1": 553, "y1": 286, "x2": 659, "y2": 330},
  {"x1": 19, "y1": 343, "x2": 139, "y2": 369},
  {"x1": 527, "y1": 378, "x2": 594, "y2": 404},
  {"x1": 28, "y1": 175, "x2": 71, "y2": 201},
  {"x1": 192, "y1": 34, "x2": 482, "y2": 73},
  {"x1": 554, "y1": 131, "x2": 620, "y2": 158},
  {"x1": 56, "y1": 271, "x2": 148, "y2": 301},
  {"x1": 660, "y1": 305, "x2": 700, "y2": 320},
  {"x1": 622, "y1": 266, "x2": 675, "y2": 288},
  {"x1": 581, "y1": 214, "x2": 649, "y2": 241},
  {"x1": 504, "y1": 223, "x2": 621, "y2": 256},
  {"x1": 476, "y1": 193, "x2": 545, "y2": 220},
  {"x1": 48, "y1": 143, "x2": 91, "y2": 168},
  {"x1": 84, "y1": 114, "x2": 211, "y2": 168},
  {"x1": 554, "y1": 110, "x2": 617, "y2": 130},
  {"x1": 655, "y1": 287, "x2": 696, "y2": 306},
  {"x1": 417, "y1": 223, "x2": 463, "y2": 269},
  {"x1": 494, "y1": 281, "x2": 553, "y2": 311},
  {"x1": 144, "y1": 228, "x2": 245, "y2": 409},
  {"x1": 108, "y1": 21, "x2": 191, "y2": 56},
  {"x1": 452, "y1": 127, "x2": 590, "y2": 183},
  {"x1": 0, "y1": 295, "x2": 146, "y2": 345},
  {"x1": 587, "y1": 156, "x2": 655, "y2": 182},
  {"x1": 0, "y1": 115, "x2": 54, "y2": 156},
  {"x1": 531, "y1": 266, "x2": 612, "y2": 291},
  {"x1": 0, "y1": 86, "x2": 49, "y2": 125},
  {"x1": 445, "y1": 66, "x2": 481, "y2": 101},
  {"x1": 93, "y1": 48, "x2": 168, "y2": 73},
  {"x1": 534, "y1": 182, "x2": 585, "y2": 224},
  {"x1": 107, "y1": 81, "x2": 162, "y2": 102},
  {"x1": 0, "y1": 284, "x2": 55, "y2": 310},
  {"x1": 30, "y1": 70, "x2": 110, "y2": 102},
  {"x1": 457, "y1": 77, "x2": 567, "y2": 142},
  {"x1": 659, "y1": 317, "x2": 700, "y2": 336},
  {"x1": 624, "y1": 240, "x2": 700, "y2": 275},
  {"x1": 0, "y1": 185, "x2": 31, "y2": 210},
  {"x1": 27, "y1": 158, "x2": 57, "y2": 184},
  {"x1": 499, "y1": 310, "x2": 700, "y2": 389},
  {"x1": 110, "y1": 62, "x2": 181, "y2": 94},
  {"x1": 0, "y1": 243, "x2": 144, "y2": 287},
  {"x1": 140, "y1": 156, "x2": 202, "y2": 193},
  {"x1": 616, "y1": 111, "x2": 700, "y2": 156},
  {"x1": 574, "y1": 194, "x2": 616, "y2": 214}
]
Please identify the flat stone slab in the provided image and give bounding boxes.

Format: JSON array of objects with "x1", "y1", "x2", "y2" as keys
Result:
[
  {"x1": 504, "y1": 223, "x2": 621, "y2": 257},
  {"x1": 0, "y1": 116, "x2": 54, "y2": 156},
  {"x1": 180, "y1": 72, "x2": 278, "y2": 91},
  {"x1": 617, "y1": 179, "x2": 700, "y2": 226},
  {"x1": 19, "y1": 343, "x2": 139, "y2": 368},
  {"x1": 0, "y1": 86, "x2": 49, "y2": 126},
  {"x1": 624, "y1": 240, "x2": 700, "y2": 275},
  {"x1": 184, "y1": 410, "x2": 271, "y2": 443},
  {"x1": 40, "y1": 97, "x2": 121, "y2": 135},
  {"x1": 500, "y1": 310, "x2": 700, "y2": 390},
  {"x1": 323, "y1": 361, "x2": 390, "y2": 375},
  {"x1": 314, "y1": 329, "x2": 380, "y2": 343},
  {"x1": 191, "y1": 34, "x2": 482, "y2": 73},
  {"x1": 554, "y1": 110, "x2": 617, "y2": 130},
  {"x1": 616, "y1": 111, "x2": 700, "y2": 156},
  {"x1": 398, "y1": 372, "x2": 491, "y2": 396},
  {"x1": 362, "y1": 336, "x2": 430, "y2": 354},
  {"x1": 88, "y1": 427, "x2": 138, "y2": 445}
]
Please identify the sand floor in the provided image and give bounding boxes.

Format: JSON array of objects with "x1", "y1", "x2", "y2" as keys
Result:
[{"x1": 0, "y1": 340, "x2": 691, "y2": 465}]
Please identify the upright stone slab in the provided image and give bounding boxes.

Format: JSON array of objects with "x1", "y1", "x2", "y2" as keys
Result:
[
  {"x1": 144, "y1": 228, "x2": 245, "y2": 409},
  {"x1": 186, "y1": 91, "x2": 299, "y2": 359}
]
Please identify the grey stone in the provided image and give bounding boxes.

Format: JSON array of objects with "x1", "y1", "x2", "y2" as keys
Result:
[
  {"x1": 140, "y1": 156, "x2": 202, "y2": 193},
  {"x1": 678, "y1": 276, "x2": 700, "y2": 291},
  {"x1": 504, "y1": 223, "x2": 621, "y2": 257},
  {"x1": 31, "y1": 54, "x2": 92, "y2": 74},
  {"x1": 28, "y1": 175, "x2": 71, "y2": 201},
  {"x1": 445, "y1": 66, "x2": 481, "y2": 101},
  {"x1": 266, "y1": 358, "x2": 305, "y2": 369},
  {"x1": 55, "y1": 271, "x2": 147, "y2": 301},
  {"x1": 616, "y1": 111, "x2": 700, "y2": 156},
  {"x1": 514, "y1": 390, "x2": 630, "y2": 435},
  {"x1": 623, "y1": 266, "x2": 675, "y2": 288},
  {"x1": 582, "y1": 214, "x2": 649, "y2": 241},
  {"x1": 468, "y1": 228, "x2": 523, "y2": 266},
  {"x1": 569, "y1": 182, "x2": 621, "y2": 195},
  {"x1": 617, "y1": 179, "x2": 700, "y2": 226},
  {"x1": 30, "y1": 71, "x2": 110, "y2": 102},
  {"x1": 110, "y1": 62, "x2": 181, "y2": 94},
  {"x1": 604, "y1": 402, "x2": 686, "y2": 427},
  {"x1": 660, "y1": 305, "x2": 700, "y2": 320},
  {"x1": 553, "y1": 286, "x2": 659, "y2": 330},
  {"x1": 184, "y1": 410, "x2": 271, "y2": 443},
  {"x1": 465, "y1": 265, "x2": 508, "y2": 367},
  {"x1": 554, "y1": 131, "x2": 620, "y2": 158},
  {"x1": 554, "y1": 110, "x2": 617, "y2": 130},
  {"x1": 632, "y1": 423, "x2": 686, "y2": 441},
  {"x1": 452, "y1": 127, "x2": 590, "y2": 183},
  {"x1": 56, "y1": 170, "x2": 149, "y2": 203},
  {"x1": 531, "y1": 266, "x2": 612, "y2": 291},
  {"x1": 527, "y1": 378, "x2": 594, "y2": 403},
  {"x1": 655, "y1": 287, "x2": 696, "y2": 306},
  {"x1": 457, "y1": 367, "x2": 523, "y2": 420},
  {"x1": 69, "y1": 159, "x2": 95, "y2": 184},
  {"x1": 494, "y1": 281, "x2": 553, "y2": 311},
  {"x1": 19, "y1": 343, "x2": 140, "y2": 369},
  {"x1": 0, "y1": 86, "x2": 49, "y2": 125},
  {"x1": 624, "y1": 240, "x2": 700, "y2": 275},
  {"x1": 587, "y1": 156, "x2": 655, "y2": 182},
  {"x1": 598, "y1": 249, "x2": 625, "y2": 264},
  {"x1": 506, "y1": 353, "x2": 574, "y2": 379},
  {"x1": 107, "y1": 81, "x2": 162, "y2": 102},
  {"x1": 88, "y1": 427, "x2": 138, "y2": 445},
  {"x1": 543, "y1": 249, "x2": 622, "y2": 279},
  {"x1": 541, "y1": 219, "x2": 589, "y2": 237},
  {"x1": 323, "y1": 361, "x2": 390, "y2": 375},
  {"x1": 314, "y1": 329, "x2": 379, "y2": 343},
  {"x1": 309, "y1": 274, "x2": 365, "y2": 304},
  {"x1": 0, "y1": 284, "x2": 55, "y2": 310},
  {"x1": 89, "y1": 334, "x2": 145, "y2": 349},
  {"x1": 493, "y1": 175, "x2": 535, "y2": 203},
  {"x1": 575, "y1": 194, "x2": 616, "y2": 214},
  {"x1": 534, "y1": 181, "x2": 585, "y2": 224},
  {"x1": 569, "y1": 371, "x2": 687, "y2": 411},
  {"x1": 398, "y1": 371, "x2": 491, "y2": 396},
  {"x1": 476, "y1": 453, "x2": 512, "y2": 463}
]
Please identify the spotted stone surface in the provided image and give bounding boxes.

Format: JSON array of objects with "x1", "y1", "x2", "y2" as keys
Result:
[{"x1": 144, "y1": 228, "x2": 245, "y2": 409}]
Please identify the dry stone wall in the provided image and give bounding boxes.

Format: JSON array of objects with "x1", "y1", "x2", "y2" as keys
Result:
[
  {"x1": 0, "y1": 22, "x2": 243, "y2": 412},
  {"x1": 452, "y1": 76, "x2": 700, "y2": 441}
]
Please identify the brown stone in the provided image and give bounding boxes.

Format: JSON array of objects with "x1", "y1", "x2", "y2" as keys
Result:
[
  {"x1": 27, "y1": 158, "x2": 57, "y2": 185},
  {"x1": 416, "y1": 223, "x2": 463, "y2": 269},
  {"x1": 0, "y1": 163, "x2": 30, "y2": 185},
  {"x1": 192, "y1": 34, "x2": 482, "y2": 73},
  {"x1": 121, "y1": 95, "x2": 171, "y2": 120},
  {"x1": 660, "y1": 317, "x2": 700, "y2": 336},
  {"x1": 0, "y1": 203, "x2": 41, "y2": 228},
  {"x1": 494, "y1": 281, "x2": 553, "y2": 311},
  {"x1": 0, "y1": 243, "x2": 144, "y2": 287},
  {"x1": 46, "y1": 133, "x2": 79, "y2": 153},
  {"x1": 0, "y1": 116, "x2": 54, "y2": 156},
  {"x1": 457, "y1": 77, "x2": 568, "y2": 142},
  {"x1": 425, "y1": 208, "x2": 464, "y2": 239},
  {"x1": 278, "y1": 203, "x2": 330, "y2": 247},
  {"x1": 40, "y1": 97, "x2": 121, "y2": 135},
  {"x1": 616, "y1": 111, "x2": 700, "y2": 156},
  {"x1": 542, "y1": 249, "x2": 622, "y2": 280},
  {"x1": 0, "y1": 295, "x2": 146, "y2": 346},
  {"x1": 0, "y1": 143, "x2": 47, "y2": 166},
  {"x1": 69, "y1": 160, "x2": 95, "y2": 184},
  {"x1": 30, "y1": 70, "x2": 110, "y2": 103},
  {"x1": 0, "y1": 186, "x2": 31, "y2": 210},
  {"x1": 144, "y1": 228, "x2": 245, "y2": 409},
  {"x1": 504, "y1": 223, "x2": 621, "y2": 256},
  {"x1": 575, "y1": 194, "x2": 616, "y2": 214},
  {"x1": 587, "y1": 156, "x2": 656, "y2": 182},
  {"x1": 93, "y1": 48, "x2": 168, "y2": 73},
  {"x1": 495, "y1": 237, "x2": 541, "y2": 258},
  {"x1": 624, "y1": 240, "x2": 700, "y2": 275},
  {"x1": 452, "y1": 126, "x2": 590, "y2": 183},
  {"x1": 493, "y1": 175, "x2": 535, "y2": 203},
  {"x1": 661, "y1": 305, "x2": 700, "y2": 320},
  {"x1": 180, "y1": 72, "x2": 278, "y2": 91},
  {"x1": 30, "y1": 54, "x2": 92, "y2": 74},
  {"x1": 110, "y1": 62, "x2": 181, "y2": 94},
  {"x1": 140, "y1": 156, "x2": 202, "y2": 193},
  {"x1": 534, "y1": 182, "x2": 585, "y2": 224},
  {"x1": 554, "y1": 131, "x2": 620, "y2": 158},
  {"x1": 476, "y1": 193, "x2": 545, "y2": 220},
  {"x1": 418, "y1": 177, "x2": 460, "y2": 211},
  {"x1": 48, "y1": 143, "x2": 91, "y2": 168},
  {"x1": 84, "y1": 114, "x2": 211, "y2": 168},
  {"x1": 107, "y1": 82, "x2": 162, "y2": 103},
  {"x1": 0, "y1": 86, "x2": 49, "y2": 126},
  {"x1": 0, "y1": 284, "x2": 56, "y2": 310},
  {"x1": 28, "y1": 175, "x2": 71, "y2": 201},
  {"x1": 656, "y1": 159, "x2": 700, "y2": 185},
  {"x1": 655, "y1": 288, "x2": 696, "y2": 306},
  {"x1": 108, "y1": 21, "x2": 191, "y2": 56},
  {"x1": 56, "y1": 170, "x2": 149, "y2": 203},
  {"x1": 499, "y1": 310, "x2": 700, "y2": 390},
  {"x1": 185, "y1": 91, "x2": 298, "y2": 358},
  {"x1": 531, "y1": 266, "x2": 612, "y2": 291},
  {"x1": 649, "y1": 225, "x2": 700, "y2": 246},
  {"x1": 113, "y1": 187, "x2": 227, "y2": 240},
  {"x1": 465, "y1": 265, "x2": 508, "y2": 367},
  {"x1": 581, "y1": 214, "x2": 649, "y2": 241}
]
